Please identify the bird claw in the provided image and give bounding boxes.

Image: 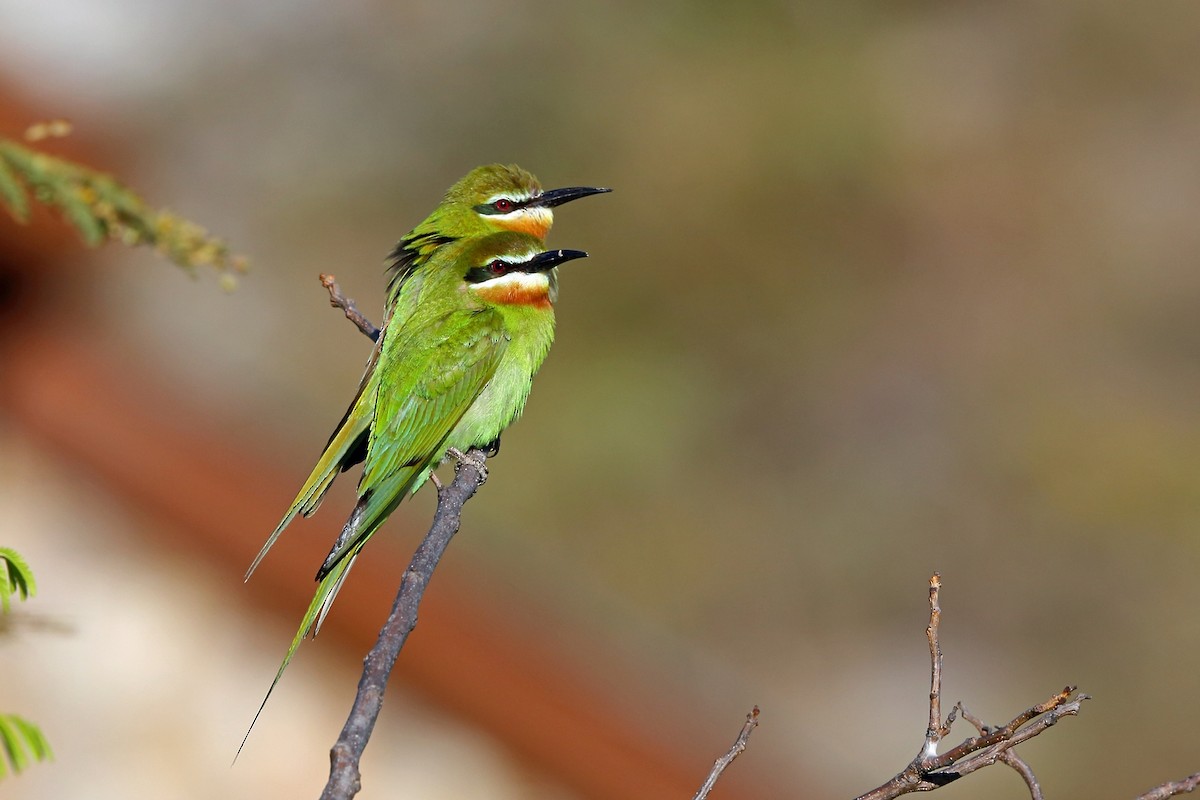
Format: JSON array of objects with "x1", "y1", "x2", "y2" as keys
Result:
[{"x1": 445, "y1": 447, "x2": 489, "y2": 483}]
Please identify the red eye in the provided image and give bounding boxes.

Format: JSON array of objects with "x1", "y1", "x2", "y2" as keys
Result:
[
  {"x1": 493, "y1": 198, "x2": 514, "y2": 213},
  {"x1": 488, "y1": 260, "x2": 506, "y2": 275}
]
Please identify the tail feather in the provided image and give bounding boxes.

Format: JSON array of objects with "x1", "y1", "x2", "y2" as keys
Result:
[
  {"x1": 315, "y1": 551, "x2": 359, "y2": 634},
  {"x1": 297, "y1": 452, "x2": 347, "y2": 518},
  {"x1": 235, "y1": 548, "x2": 360, "y2": 761},
  {"x1": 240, "y1": 463, "x2": 428, "y2": 760}
]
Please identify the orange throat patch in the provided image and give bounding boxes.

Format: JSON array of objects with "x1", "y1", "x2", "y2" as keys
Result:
[
  {"x1": 471, "y1": 273, "x2": 553, "y2": 309},
  {"x1": 495, "y1": 207, "x2": 553, "y2": 239}
]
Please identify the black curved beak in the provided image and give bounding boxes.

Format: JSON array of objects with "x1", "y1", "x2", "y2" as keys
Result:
[
  {"x1": 524, "y1": 249, "x2": 589, "y2": 272},
  {"x1": 531, "y1": 186, "x2": 612, "y2": 208}
]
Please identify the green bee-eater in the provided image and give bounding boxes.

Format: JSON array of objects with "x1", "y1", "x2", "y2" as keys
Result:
[{"x1": 240, "y1": 166, "x2": 606, "y2": 744}]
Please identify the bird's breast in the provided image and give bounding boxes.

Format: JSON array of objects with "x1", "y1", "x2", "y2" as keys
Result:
[{"x1": 445, "y1": 318, "x2": 554, "y2": 450}]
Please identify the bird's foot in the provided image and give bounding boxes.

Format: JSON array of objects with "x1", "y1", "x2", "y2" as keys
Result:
[
  {"x1": 445, "y1": 447, "x2": 489, "y2": 484},
  {"x1": 483, "y1": 436, "x2": 501, "y2": 458}
]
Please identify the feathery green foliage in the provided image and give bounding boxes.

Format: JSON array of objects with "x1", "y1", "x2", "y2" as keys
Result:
[
  {"x1": 0, "y1": 125, "x2": 248, "y2": 289},
  {"x1": 0, "y1": 547, "x2": 35, "y2": 613},
  {"x1": 0, "y1": 714, "x2": 52, "y2": 779},
  {"x1": 0, "y1": 549, "x2": 51, "y2": 779}
]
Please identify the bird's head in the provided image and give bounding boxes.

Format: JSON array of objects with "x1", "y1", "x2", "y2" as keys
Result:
[
  {"x1": 440, "y1": 164, "x2": 610, "y2": 240},
  {"x1": 456, "y1": 231, "x2": 588, "y2": 310}
]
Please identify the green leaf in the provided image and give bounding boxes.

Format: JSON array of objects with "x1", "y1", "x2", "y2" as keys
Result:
[
  {"x1": 0, "y1": 713, "x2": 52, "y2": 779},
  {"x1": 0, "y1": 156, "x2": 29, "y2": 222},
  {"x1": 0, "y1": 548, "x2": 36, "y2": 614}
]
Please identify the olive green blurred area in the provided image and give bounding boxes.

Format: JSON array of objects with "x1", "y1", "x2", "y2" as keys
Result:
[{"x1": 4, "y1": 0, "x2": 1199, "y2": 797}]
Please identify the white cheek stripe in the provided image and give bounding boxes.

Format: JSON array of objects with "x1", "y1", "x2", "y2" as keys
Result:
[
  {"x1": 478, "y1": 206, "x2": 553, "y2": 227},
  {"x1": 470, "y1": 271, "x2": 550, "y2": 292}
]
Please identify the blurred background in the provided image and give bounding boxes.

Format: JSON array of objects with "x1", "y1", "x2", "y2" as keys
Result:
[{"x1": 1, "y1": 1, "x2": 1199, "y2": 798}]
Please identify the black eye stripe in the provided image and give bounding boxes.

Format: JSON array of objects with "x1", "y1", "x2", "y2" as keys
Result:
[
  {"x1": 473, "y1": 197, "x2": 531, "y2": 216},
  {"x1": 464, "y1": 257, "x2": 544, "y2": 283},
  {"x1": 466, "y1": 261, "x2": 510, "y2": 283}
]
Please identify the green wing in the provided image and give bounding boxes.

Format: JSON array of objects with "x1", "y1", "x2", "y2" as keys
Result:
[{"x1": 317, "y1": 308, "x2": 509, "y2": 575}]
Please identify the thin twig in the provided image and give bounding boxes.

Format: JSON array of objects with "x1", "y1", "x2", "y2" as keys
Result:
[
  {"x1": 1134, "y1": 772, "x2": 1200, "y2": 800},
  {"x1": 320, "y1": 274, "x2": 380, "y2": 342},
  {"x1": 692, "y1": 707, "x2": 760, "y2": 800},
  {"x1": 320, "y1": 448, "x2": 488, "y2": 800},
  {"x1": 924, "y1": 574, "x2": 949, "y2": 755}
]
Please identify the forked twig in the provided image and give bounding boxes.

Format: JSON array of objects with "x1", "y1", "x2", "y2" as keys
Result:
[{"x1": 855, "y1": 575, "x2": 1089, "y2": 800}]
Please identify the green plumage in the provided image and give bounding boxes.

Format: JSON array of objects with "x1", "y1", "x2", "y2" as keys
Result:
[
  {"x1": 239, "y1": 163, "x2": 607, "y2": 752},
  {"x1": 242, "y1": 235, "x2": 563, "y2": 739}
]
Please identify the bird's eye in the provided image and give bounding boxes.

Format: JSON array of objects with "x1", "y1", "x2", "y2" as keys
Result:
[
  {"x1": 493, "y1": 198, "x2": 515, "y2": 213},
  {"x1": 487, "y1": 260, "x2": 507, "y2": 275}
]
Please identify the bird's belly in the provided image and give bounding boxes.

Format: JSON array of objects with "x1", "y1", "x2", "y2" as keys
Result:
[{"x1": 445, "y1": 353, "x2": 536, "y2": 451}]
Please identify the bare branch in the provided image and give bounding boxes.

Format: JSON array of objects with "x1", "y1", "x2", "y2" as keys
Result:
[
  {"x1": 854, "y1": 576, "x2": 1089, "y2": 800},
  {"x1": 692, "y1": 707, "x2": 759, "y2": 800},
  {"x1": 319, "y1": 449, "x2": 487, "y2": 800},
  {"x1": 320, "y1": 274, "x2": 380, "y2": 342},
  {"x1": 1134, "y1": 772, "x2": 1200, "y2": 800}
]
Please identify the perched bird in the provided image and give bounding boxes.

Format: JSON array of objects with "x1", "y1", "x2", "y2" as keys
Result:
[
  {"x1": 240, "y1": 167, "x2": 606, "y2": 747},
  {"x1": 277, "y1": 165, "x2": 609, "y2": 506}
]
